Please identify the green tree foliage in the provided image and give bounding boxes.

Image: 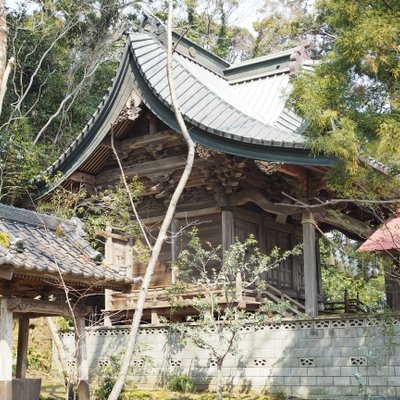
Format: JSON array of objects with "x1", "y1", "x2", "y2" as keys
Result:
[
  {"x1": 319, "y1": 234, "x2": 386, "y2": 311},
  {"x1": 38, "y1": 177, "x2": 143, "y2": 248},
  {"x1": 153, "y1": 0, "x2": 254, "y2": 62},
  {"x1": 0, "y1": 0, "x2": 140, "y2": 202},
  {"x1": 290, "y1": 0, "x2": 400, "y2": 197},
  {"x1": 253, "y1": 0, "x2": 316, "y2": 56}
]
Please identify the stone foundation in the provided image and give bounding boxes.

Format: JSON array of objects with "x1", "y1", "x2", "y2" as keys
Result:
[{"x1": 59, "y1": 316, "x2": 400, "y2": 399}]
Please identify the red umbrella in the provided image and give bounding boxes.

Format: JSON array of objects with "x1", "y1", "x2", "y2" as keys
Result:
[{"x1": 358, "y1": 210, "x2": 400, "y2": 253}]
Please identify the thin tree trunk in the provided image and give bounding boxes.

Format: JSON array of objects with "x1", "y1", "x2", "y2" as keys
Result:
[
  {"x1": 0, "y1": 0, "x2": 13, "y2": 118},
  {"x1": 216, "y1": 362, "x2": 223, "y2": 400},
  {"x1": 107, "y1": 1, "x2": 196, "y2": 398}
]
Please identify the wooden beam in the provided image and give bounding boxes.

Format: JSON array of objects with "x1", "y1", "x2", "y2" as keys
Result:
[
  {"x1": 76, "y1": 316, "x2": 90, "y2": 400},
  {"x1": 141, "y1": 207, "x2": 221, "y2": 225},
  {"x1": 279, "y1": 165, "x2": 308, "y2": 180},
  {"x1": 0, "y1": 298, "x2": 13, "y2": 400},
  {"x1": 95, "y1": 228, "x2": 129, "y2": 242},
  {"x1": 121, "y1": 130, "x2": 176, "y2": 150},
  {"x1": 100, "y1": 137, "x2": 122, "y2": 151},
  {"x1": 302, "y1": 211, "x2": 318, "y2": 317},
  {"x1": 70, "y1": 171, "x2": 96, "y2": 186},
  {"x1": 7, "y1": 297, "x2": 88, "y2": 317},
  {"x1": 96, "y1": 155, "x2": 188, "y2": 185},
  {"x1": 317, "y1": 212, "x2": 373, "y2": 239},
  {"x1": 227, "y1": 189, "x2": 291, "y2": 215},
  {"x1": 16, "y1": 316, "x2": 29, "y2": 379}
]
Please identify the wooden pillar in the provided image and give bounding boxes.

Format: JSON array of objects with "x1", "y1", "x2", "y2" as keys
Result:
[
  {"x1": 171, "y1": 218, "x2": 180, "y2": 284},
  {"x1": 104, "y1": 225, "x2": 113, "y2": 326},
  {"x1": 302, "y1": 211, "x2": 318, "y2": 317},
  {"x1": 126, "y1": 238, "x2": 134, "y2": 279},
  {"x1": 16, "y1": 316, "x2": 30, "y2": 378},
  {"x1": 76, "y1": 316, "x2": 89, "y2": 400},
  {"x1": 222, "y1": 209, "x2": 234, "y2": 254},
  {"x1": 0, "y1": 298, "x2": 13, "y2": 400},
  {"x1": 222, "y1": 209, "x2": 242, "y2": 299}
]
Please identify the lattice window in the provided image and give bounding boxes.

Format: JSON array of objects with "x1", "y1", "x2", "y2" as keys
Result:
[
  {"x1": 210, "y1": 359, "x2": 218, "y2": 367},
  {"x1": 300, "y1": 358, "x2": 315, "y2": 367},
  {"x1": 350, "y1": 357, "x2": 367, "y2": 366},
  {"x1": 254, "y1": 359, "x2": 267, "y2": 366},
  {"x1": 170, "y1": 360, "x2": 182, "y2": 367},
  {"x1": 67, "y1": 360, "x2": 76, "y2": 367}
]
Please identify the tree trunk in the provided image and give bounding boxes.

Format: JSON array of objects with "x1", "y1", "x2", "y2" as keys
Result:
[
  {"x1": 0, "y1": 0, "x2": 7, "y2": 85},
  {"x1": 216, "y1": 361, "x2": 223, "y2": 400},
  {"x1": 0, "y1": 0, "x2": 12, "y2": 117},
  {"x1": 106, "y1": 2, "x2": 195, "y2": 399}
]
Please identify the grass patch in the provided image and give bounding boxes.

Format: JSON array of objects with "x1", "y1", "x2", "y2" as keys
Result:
[{"x1": 40, "y1": 382, "x2": 287, "y2": 400}]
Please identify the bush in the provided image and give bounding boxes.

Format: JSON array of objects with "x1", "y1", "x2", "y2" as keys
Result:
[{"x1": 167, "y1": 375, "x2": 196, "y2": 393}]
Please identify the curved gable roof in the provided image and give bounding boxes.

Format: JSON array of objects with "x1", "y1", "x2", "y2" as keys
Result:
[{"x1": 41, "y1": 18, "x2": 333, "y2": 196}]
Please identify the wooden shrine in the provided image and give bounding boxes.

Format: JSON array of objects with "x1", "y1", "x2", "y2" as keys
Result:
[
  {"x1": 38, "y1": 16, "x2": 373, "y2": 325},
  {"x1": 0, "y1": 204, "x2": 134, "y2": 399}
]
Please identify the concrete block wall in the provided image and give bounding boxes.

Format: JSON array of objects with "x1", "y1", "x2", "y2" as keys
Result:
[{"x1": 60, "y1": 316, "x2": 400, "y2": 399}]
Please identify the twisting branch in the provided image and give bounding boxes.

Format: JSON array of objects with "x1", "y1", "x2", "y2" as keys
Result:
[
  {"x1": 110, "y1": 124, "x2": 152, "y2": 250},
  {"x1": 277, "y1": 191, "x2": 400, "y2": 209},
  {"x1": 107, "y1": 1, "x2": 196, "y2": 398}
]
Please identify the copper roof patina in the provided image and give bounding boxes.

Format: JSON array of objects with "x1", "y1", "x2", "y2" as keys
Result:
[{"x1": 39, "y1": 16, "x2": 334, "y2": 197}]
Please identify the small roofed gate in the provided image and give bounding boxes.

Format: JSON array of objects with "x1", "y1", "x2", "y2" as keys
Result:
[{"x1": 0, "y1": 205, "x2": 134, "y2": 400}]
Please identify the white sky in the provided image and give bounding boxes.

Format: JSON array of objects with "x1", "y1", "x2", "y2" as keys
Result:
[{"x1": 230, "y1": 0, "x2": 264, "y2": 33}]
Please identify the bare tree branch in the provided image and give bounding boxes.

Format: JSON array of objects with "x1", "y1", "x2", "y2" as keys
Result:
[{"x1": 107, "y1": 1, "x2": 196, "y2": 398}]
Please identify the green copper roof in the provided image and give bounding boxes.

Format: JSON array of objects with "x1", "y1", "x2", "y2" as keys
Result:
[{"x1": 42, "y1": 18, "x2": 333, "y2": 195}]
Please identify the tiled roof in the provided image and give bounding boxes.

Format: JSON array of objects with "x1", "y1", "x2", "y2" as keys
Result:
[{"x1": 0, "y1": 204, "x2": 135, "y2": 289}]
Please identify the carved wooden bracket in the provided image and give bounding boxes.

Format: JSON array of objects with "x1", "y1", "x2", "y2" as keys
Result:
[{"x1": 115, "y1": 90, "x2": 142, "y2": 124}]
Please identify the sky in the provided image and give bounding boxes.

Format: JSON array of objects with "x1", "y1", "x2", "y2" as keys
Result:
[{"x1": 5, "y1": 0, "x2": 263, "y2": 33}]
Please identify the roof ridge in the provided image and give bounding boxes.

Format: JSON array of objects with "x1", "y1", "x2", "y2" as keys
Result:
[{"x1": 0, "y1": 203, "x2": 66, "y2": 230}]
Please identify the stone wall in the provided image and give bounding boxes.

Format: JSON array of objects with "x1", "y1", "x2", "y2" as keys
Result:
[{"x1": 59, "y1": 316, "x2": 400, "y2": 399}]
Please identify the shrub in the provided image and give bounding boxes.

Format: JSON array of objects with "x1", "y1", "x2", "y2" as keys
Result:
[{"x1": 167, "y1": 374, "x2": 196, "y2": 393}]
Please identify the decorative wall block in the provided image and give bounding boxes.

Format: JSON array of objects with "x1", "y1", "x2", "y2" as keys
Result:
[
  {"x1": 283, "y1": 322, "x2": 297, "y2": 330},
  {"x1": 210, "y1": 359, "x2": 218, "y2": 367},
  {"x1": 299, "y1": 321, "x2": 312, "y2": 329},
  {"x1": 170, "y1": 359, "x2": 182, "y2": 367},
  {"x1": 98, "y1": 359, "x2": 111, "y2": 368},
  {"x1": 300, "y1": 358, "x2": 315, "y2": 367},
  {"x1": 331, "y1": 319, "x2": 347, "y2": 328},
  {"x1": 254, "y1": 359, "x2": 267, "y2": 366},
  {"x1": 132, "y1": 359, "x2": 145, "y2": 367},
  {"x1": 348, "y1": 319, "x2": 364, "y2": 327},
  {"x1": 350, "y1": 357, "x2": 366, "y2": 366},
  {"x1": 315, "y1": 320, "x2": 330, "y2": 329}
]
